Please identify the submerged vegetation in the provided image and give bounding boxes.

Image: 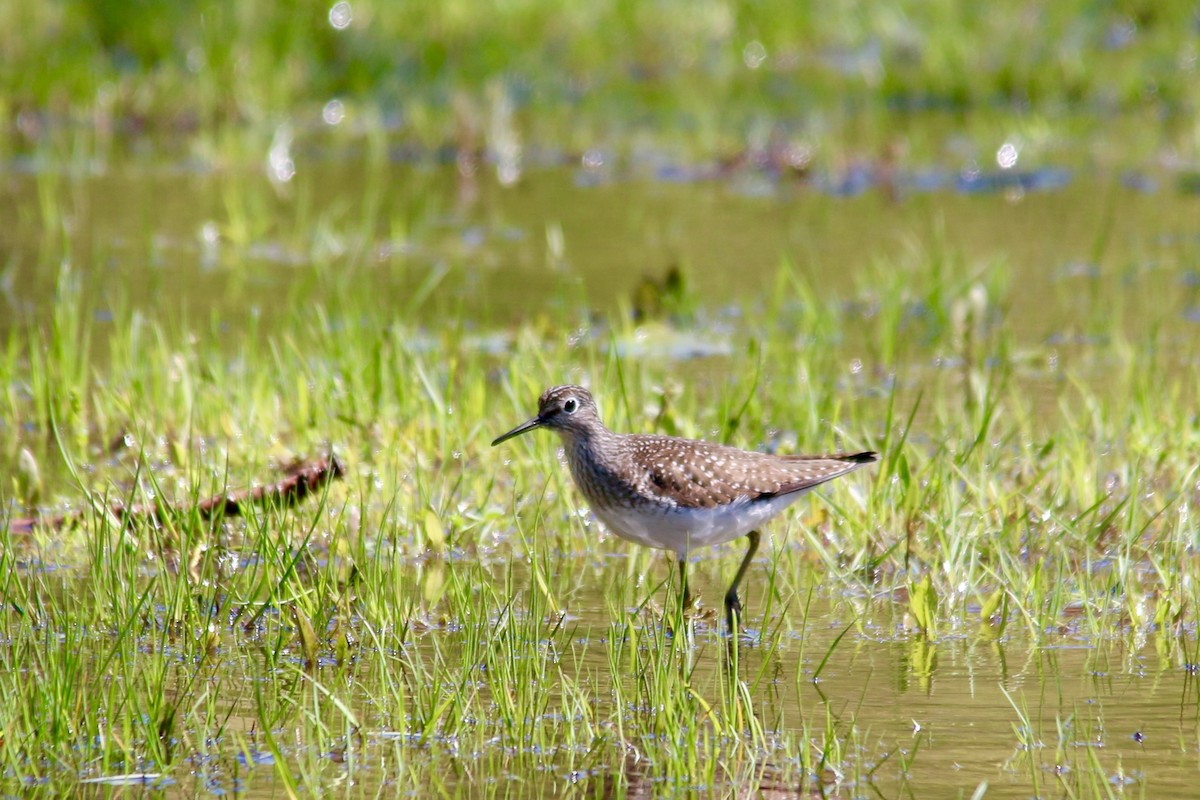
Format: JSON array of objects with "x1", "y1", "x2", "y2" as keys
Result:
[{"x1": 4, "y1": 0, "x2": 1200, "y2": 797}]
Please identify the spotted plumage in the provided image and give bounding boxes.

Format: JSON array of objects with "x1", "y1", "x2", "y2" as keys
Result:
[{"x1": 492, "y1": 384, "x2": 878, "y2": 632}]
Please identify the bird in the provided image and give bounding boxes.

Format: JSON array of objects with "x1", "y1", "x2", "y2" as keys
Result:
[{"x1": 491, "y1": 385, "x2": 878, "y2": 633}]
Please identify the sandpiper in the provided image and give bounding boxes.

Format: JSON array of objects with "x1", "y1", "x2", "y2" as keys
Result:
[{"x1": 492, "y1": 385, "x2": 878, "y2": 633}]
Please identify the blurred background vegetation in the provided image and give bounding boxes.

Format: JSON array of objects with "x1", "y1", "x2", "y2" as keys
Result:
[{"x1": 5, "y1": 0, "x2": 1199, "y2": 161}]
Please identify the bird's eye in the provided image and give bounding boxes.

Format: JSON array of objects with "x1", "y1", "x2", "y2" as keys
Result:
[{"x1": 563, "y1": 398, "x2": 578, "y2": 414}]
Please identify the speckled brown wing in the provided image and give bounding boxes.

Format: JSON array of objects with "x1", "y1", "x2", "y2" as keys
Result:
[
  {"x1": 769, "y1": 452, "x2": 879, "y2": 496},
  {"x1": 623, "y1": 435, "x2": 877, "y2": 510}
]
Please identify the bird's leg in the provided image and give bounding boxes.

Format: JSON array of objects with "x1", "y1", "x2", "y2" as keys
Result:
[
  {"x1": 677, "y1": 554, "x2": 692, "y2": 611},
  {"x1": 724, "y1": 530, "x2": 761, "y2": 634}
]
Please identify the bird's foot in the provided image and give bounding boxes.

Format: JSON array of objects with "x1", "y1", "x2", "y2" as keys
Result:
[
  {"x1": 724, "y1": 591, "x2": 743, "y2": 635},
  {"x1": 680, "y1": 591, "x2": 707, "y2": 618},
  {"x1": 686, "y1": 603, "x2": 718, "y2": 625}
]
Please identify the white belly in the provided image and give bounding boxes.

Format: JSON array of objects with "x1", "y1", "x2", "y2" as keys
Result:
[{"x1": 590, "y1": 491, "x2": 810, "y2": 556}]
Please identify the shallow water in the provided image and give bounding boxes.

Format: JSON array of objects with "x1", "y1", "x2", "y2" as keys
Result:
[{"x1": 4, "y1": 149, "x2": 1199, "y2": 354}]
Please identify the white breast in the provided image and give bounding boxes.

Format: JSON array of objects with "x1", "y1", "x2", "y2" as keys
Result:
[{"x1": 590, "y1": 491, "x2": 811, "y2": 556}]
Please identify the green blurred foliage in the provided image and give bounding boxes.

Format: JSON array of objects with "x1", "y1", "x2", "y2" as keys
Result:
[{"x1": 3, "y1": 0, "x2": 1197, "y2": 140}]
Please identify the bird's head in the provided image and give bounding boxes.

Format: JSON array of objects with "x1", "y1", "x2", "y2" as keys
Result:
[{"x1": 491, "y1": 384, "x2": 602, "y2": 446}]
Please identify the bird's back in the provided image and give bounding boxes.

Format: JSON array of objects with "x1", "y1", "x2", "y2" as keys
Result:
[{"x1": 568, "y1": 430, "x2": 876, "y2": 511}]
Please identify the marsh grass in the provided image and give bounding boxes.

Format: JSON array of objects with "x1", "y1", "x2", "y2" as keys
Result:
[{"x1": 2, "y1": 233, "x2": 1199, "y2": 796}]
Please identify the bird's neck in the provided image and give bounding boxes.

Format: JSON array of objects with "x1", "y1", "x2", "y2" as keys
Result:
[{"x1": 562, "y1": 425, "x2": 618, "y2": 464}]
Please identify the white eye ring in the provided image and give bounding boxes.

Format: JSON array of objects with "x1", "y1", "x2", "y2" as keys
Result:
[{"x1": 563, "y1": 398, "x2": 578, "y2": 414}]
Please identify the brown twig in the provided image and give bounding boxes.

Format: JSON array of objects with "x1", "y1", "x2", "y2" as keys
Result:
[{"x1": 6, "y1": 455, "x2": 346, "y2": 535}]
